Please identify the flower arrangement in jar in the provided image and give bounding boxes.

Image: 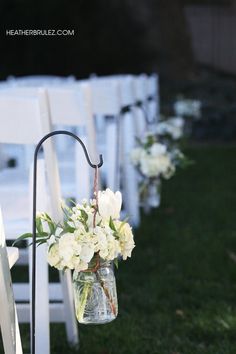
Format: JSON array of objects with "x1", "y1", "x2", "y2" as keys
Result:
[{"x1": 16, "y1": 188, "x2": 135, "y2": 325}]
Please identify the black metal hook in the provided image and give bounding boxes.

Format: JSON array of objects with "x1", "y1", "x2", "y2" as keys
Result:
[{"x1": 31, "y1": 130, "x2": 103, "y2": 354}]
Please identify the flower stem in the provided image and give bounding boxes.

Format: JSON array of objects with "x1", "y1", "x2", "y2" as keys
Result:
[
  {"x1": 76, "y1": 281, "x2": 92, "y2": 322},
  {"x1": 96, "y1": 273, "x2": 117, "y2": 316}
]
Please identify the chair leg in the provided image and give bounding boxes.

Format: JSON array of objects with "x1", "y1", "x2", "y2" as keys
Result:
[
  {"x1": 15, "y1": 306, "x2": 23, "y2": 354},
  {"x1": 122, "y1": 112, "x2": 140, "y2": 227},
  {"x1": 0, "y1": 247, "x2": 22, "y2": 354},
  {"x1": 29, "y1": 243, "x2": 50, "y2": 354},
  {"x1": 59, "y1": 270, "x2": 79, "y2": 346}
]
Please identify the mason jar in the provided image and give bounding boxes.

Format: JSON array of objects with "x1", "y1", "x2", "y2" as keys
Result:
[
  {"x1": 73, "y1": 259, "x2": 118, "y2": 324},
  {"x1": 147, "y1": 179, "x2": 161, "y2": 208}
]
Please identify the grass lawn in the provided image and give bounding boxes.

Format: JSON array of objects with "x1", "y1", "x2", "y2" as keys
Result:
[{"x1": 2, "y1": 144, "x2": 236, "y2": 354}]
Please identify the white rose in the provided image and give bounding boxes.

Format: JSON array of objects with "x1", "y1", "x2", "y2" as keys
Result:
[
  {"x1": 80, "y1": 245, "x2": 94, "y2": 263},
  {"x1": 98, "y1": 188, "x2": 122, "y2": 220}
]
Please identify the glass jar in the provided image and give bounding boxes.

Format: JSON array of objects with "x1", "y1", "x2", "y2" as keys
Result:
[
  {"x1": 147, "y1": 179, "x2": 161, "y2": 208},
  {"x1": 73, "y1": 258, "x2": 118, "y2": 324}
]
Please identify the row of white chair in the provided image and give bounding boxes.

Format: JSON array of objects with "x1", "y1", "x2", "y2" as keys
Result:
[{"x1": 0, "y1": 73, "x2": 160, "y2": 354}]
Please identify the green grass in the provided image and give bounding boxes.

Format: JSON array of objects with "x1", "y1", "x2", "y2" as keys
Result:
[{"x1": 2, "y1": 145, "x2": 236, "y2": 354}]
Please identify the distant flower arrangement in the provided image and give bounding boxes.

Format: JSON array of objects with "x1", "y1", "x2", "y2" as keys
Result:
[
  {"x1": 131, "y1": 124, "x2": 192, "y2": 209},
  {"x1": 131, "y1": 134, "x2": 175, "y2": 180},
  {"x1": 156, "y1": 116, "x2": 185, "y2": 141},
  {"x1": 174, "y1": 98, "x2": 201, "y2": 120}
]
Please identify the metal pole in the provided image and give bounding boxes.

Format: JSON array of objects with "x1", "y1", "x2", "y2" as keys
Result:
[{"x1": 31, "y1": 130, "x2": 103, "y2": 354}]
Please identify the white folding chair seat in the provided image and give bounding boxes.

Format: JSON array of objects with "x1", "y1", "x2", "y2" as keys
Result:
[
  {"x1": 0, "y1": 90, "x2": 78, "y2": 354},
  {"x1": 0, "y1": 207, "x2": 23, "y2": 354}
]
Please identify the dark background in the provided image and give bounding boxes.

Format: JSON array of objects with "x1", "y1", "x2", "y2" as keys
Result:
[
  {"x1": 0, "y1": 0, "x2": 231, "y2": 79},
  {"x1": 1, "y1": 0, "x2": 236, "y2": 140}
]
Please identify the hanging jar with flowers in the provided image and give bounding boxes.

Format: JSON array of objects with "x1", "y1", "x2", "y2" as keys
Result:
[
  {"x1": 131, "y1": 133, "x2": 175, "y2": 210},
  {"x1": 15, "y1": 188, "x2": 135, "y2": 325},
  {"x1": 131, "y1": 130, "x2": 191, "y2": 211}
]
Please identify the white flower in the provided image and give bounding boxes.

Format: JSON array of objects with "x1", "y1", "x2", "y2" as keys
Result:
[
  {"x1": 98, "y1": 188, "x2": 122, "y2": 221},
  {"x1": 106, "y1": 232, "x2": 121, "y2": 261},
  {"x1": 115, "y1": 221, "x2": 135, "y2": 260},
  {"x1": 140, "y1": 156, "x2": 159, "y2": 177},
  {"x1": 58, "y1": 233, "x2": 81, "y2": 269},
  {"x1": 150, "y1": 143, "x2": 167, "y2": 156},
  {"x1": 47, "y1": 243, "x2": 62, "y2": 269},
  {"x1": 168, "y1": 116, "x2": 184, "y2": 128},
  {"x1": 156, "y1": 118, "x2": 184, "y2": 140},
  {"x1": 174, "y1": 99, "x2": 201, "y2": 119},
  {"x1": 80, "y1": 245, "x2": 95, "y2": 263},
  {"x1": 94, "y1": 226, "x2": 108, "y2": 256},
  {"x1": 140, "y1": 153, "x2": 173, "y2": 178}
]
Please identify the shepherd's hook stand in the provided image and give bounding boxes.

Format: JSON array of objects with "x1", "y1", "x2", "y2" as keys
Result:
[{"x1": 31, "y1": 130, "x2": 103, "y2": 354}]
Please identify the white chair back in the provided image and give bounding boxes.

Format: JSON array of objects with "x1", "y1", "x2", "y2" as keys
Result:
[
  {"x1": 0, "y1": 207, "x2": 23, "y2": 354},
  {"x1": 7, "y1": 75, "x2": 75, "y2": 87},
  {"x1": 0, "y1": 90, "x2": 78, "y2": 353},
  {"x1": 0, "y1": 89, "x2": 62, "y2": 221},
  {"x1": 146, "y1": 74, "x2": 160, "y2": 125},
  {"x1": 132, "y1": 74, "x2": 148, "y2": 136}
]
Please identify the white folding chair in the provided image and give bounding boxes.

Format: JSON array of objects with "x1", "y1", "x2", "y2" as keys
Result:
[
  {"x1": 0, "y1": 90, "x2": 78, "y2": 354},
  {"x1": 46, "y1": 82, "x2": 97, "y2": 201},
  {"x1": 146, "y1": 73, "x2": 160, "y2": 125},
  {"x1": 0, "y1": 83, "x2": 98, "y2": 202},
  {"x1": 0, "y1": 207, "x2": 23, "y2": 354},
  {"x1": 0, "y1": 76, "x2": 76, "y2": 170},
  {"x1": 131, "y1": 74, "x2": 149, "y2": 137},
  {"x1": 89, "y1": 76, "x2": 140, "y2": 227}
]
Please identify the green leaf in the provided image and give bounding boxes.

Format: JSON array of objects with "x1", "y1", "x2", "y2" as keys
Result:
[
  {"x1": 114, "y1": 258, "x2": 119, "y2": 269},
  {"x1": 109, "y1": 217, "x2": 117, "y2": 232},
  {"x1": 66, "y1": 198, "x2": 76, "y2": 207},
  {"x1": 44, "y1": 213, "x2": 53, "y2": 222},
  {"x1": 80, "y1": 209, "x2": 88, "y2": 222},
  {"x1": 63, "y1": 222, "x2": 76, "y2": 233},
  {"x1": 12, "y1": 233, "x2": 33, "y2": 246},
  {"x1": 36, "y1": 217, "x2": 43, "y2": 234},
  {"x1": 28, "y1": 238, "x2": 48, "y2": 247}
]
